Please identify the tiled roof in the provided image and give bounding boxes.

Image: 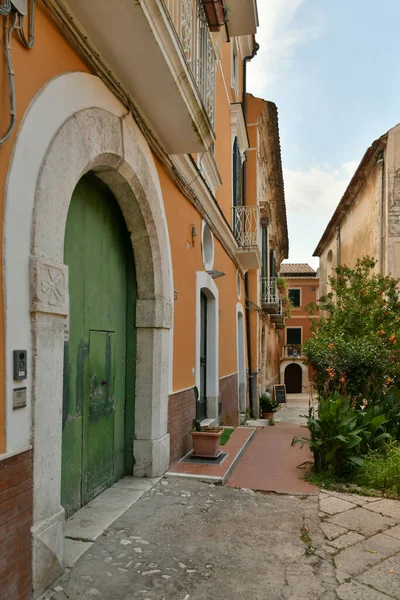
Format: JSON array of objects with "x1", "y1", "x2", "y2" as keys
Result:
[{"x1": 280, "y1": 263, "x2": 316, "y2": 276}]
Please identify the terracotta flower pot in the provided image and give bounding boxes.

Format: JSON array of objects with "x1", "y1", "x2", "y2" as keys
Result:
[
  {"x1": 262, "y1": 412, "x2": 274, "y2": 420},
  {"x1": 191, "y1": 430, "x2": 222, "y2": 457}
]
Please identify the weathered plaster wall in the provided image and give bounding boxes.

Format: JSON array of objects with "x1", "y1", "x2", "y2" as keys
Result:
[
  {"x1": 319, "y1": 166, "x2": 380, "y2": 296},
  {"x1": 340, "y1": 167, "x2": 380, "y2": 269},
  {"x1": 385, "y1": 124, "x2": 400, "y2": 279}
]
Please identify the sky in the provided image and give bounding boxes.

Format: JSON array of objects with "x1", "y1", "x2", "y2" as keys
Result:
[{"x1": 247, "y1": 0, "x2": 400, "y2": 269}]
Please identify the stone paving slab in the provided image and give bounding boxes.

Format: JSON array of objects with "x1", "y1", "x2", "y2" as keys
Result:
[
  {"x1": 334, "y1": 532, "x2": 400, "y2": 576},
  {"x1": 319, "y1": 495, "x2": 356, "y2": 515},
  {"x1": 366, "y1": 498, "x2": 400, "y2": 520},
  {"x1": 65, "y1": 477, "x2": 160, "y2": 543},
  {"x1": 327, "y1": 506, "x2": 396, "y2": 536},
  {"x1": 328, "y1": 531, "x2": 364, "y2": 550},
  {"x1": 385, "y1": 524, "x2": 400, "y2": 540},
  {"x1": 322, "y1": 489, "x2": 380, "y2": 505},
  {"x1": 357, "y1": 554, "x2": 400, "y2": 598},
  {"x1": 320, "y1": 521, "x2": 348, "y2": 541},
  {"x1": 336, "y1": 580, "x2": 393, "y2": 600}
]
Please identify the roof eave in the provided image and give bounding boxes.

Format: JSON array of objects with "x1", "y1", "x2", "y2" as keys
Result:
[{"x1": 313, "y1": 134, "x2": 388, "y2": 257}]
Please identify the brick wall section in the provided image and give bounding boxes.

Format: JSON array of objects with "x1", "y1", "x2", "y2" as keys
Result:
[
  {"x1": 220, "y1": 373, "x2": 239, "y2": 425},
  {"x1": 0, "y1": 449, "x2": 33, "y2": 600},
  {"x1": 168, "y1": 388, "x2": 196, "y2": 465}
]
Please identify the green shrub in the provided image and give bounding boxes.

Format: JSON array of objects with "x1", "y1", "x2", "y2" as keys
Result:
[
  {"x1": 356, "y1": 443, "x2": 400, "y2": 494},
  {"x1": 259, "y1": 395, "x2": 280, "y2": 413},
  {"x1": 303, "y1": 256, "x2": 400, "y2": 402},
  {"x1": 292, "y1": 393, "x2": 392, "y2": 477},
  {"x1": 292, "y1": 394, "x2": 366, "y2": 476}
]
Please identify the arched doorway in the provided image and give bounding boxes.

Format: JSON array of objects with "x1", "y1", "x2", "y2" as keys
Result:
[
  {"x1": 61, "y1": 174, "x2": 136, "y2": 516},
  {"x1": 285, "y1": 363, "x2": 302, "y2": 393}
]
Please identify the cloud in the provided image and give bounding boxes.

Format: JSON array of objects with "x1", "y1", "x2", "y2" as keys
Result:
[
  {"x1": 247, "y1": 0, "x2": 325, "y2": 95},
  {"x1": 283, "y1": 161, "x2": 358, "y2": 219}
]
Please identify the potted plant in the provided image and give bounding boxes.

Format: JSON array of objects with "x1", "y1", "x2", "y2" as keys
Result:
[
  {"x1": 191, "y1": 421, "x2": 223, "y2": 457},
  {"x1": 276, "y1": 276, "x2": 287, "y2": 293},
  {"x1": 191, "y1": 386, "x2": 223, "y2": 457},
  {"x1": 259, "y1": 394, "x2": 280, "y2": 420}
]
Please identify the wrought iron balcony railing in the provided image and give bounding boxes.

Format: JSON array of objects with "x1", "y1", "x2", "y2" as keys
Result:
[
  {"x1": 164, "y1": 0, "x2": 216, "y2": 127},
  {"x1": 232, "y1": 205, "x2": 261, "y2": 249},
  {"x1": 261, "y1": 276, "x2": 279, "y2": 306},
  {"x1": 282, "y1": 345, "x2": 304, "y2": 358}
]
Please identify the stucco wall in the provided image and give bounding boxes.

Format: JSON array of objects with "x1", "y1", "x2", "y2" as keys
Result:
[
  {"x1": 319, "y1": 166, "x2": 380, "y2": 296},
  {"x1": 385, "y1": 124, "x2": 400, "y2": 280}
]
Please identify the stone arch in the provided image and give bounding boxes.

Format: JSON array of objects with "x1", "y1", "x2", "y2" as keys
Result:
[
  {"x1": 280, "y1": 360, "x2": 310, "y2": 393},
  {"x1": 4, "y1": 72, "x2": 173, "y2": 591}
]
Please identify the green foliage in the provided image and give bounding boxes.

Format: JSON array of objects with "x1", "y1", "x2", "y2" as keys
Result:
[
  {"x1": 259, "y1": 394, "x2": 280, "y2": 413},
  {"x1": 356, "y1": 442, "x2": 400, "y2": 494},
  {"x1": 304, "y1": 256, "x2": 400, "y2": 401},
  {"x1": 292, "y1": 394, "x2": 367, "y2": 475},
  {"x1": 293, "y1": 391, "x2": 397, "y2": 478}
]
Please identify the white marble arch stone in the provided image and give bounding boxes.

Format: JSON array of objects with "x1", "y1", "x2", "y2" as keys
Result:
[{"x1": 4, "y1": 73, "x2": 173, "y2": 595}]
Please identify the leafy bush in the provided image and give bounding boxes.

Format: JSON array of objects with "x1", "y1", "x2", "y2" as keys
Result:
[
  {"x1": 304, "y1": 256, "x2": 400, "y2": 402},
  {"x1": 292, "y1": 393, "x2": 392, "y2": 476},
  {"x1": 260, "y1": 394, "x2": 280, "y2": 414},
  {"x1": 292, "y1": 394, "x2": 366, "y2": 476},
  {"x1": 356, "y1": 443, "x2": 400, "y2": 494}
]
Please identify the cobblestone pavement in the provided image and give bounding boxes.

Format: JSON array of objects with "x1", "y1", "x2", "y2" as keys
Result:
[{"x1": 42, "y1": 478, "x2": 400, "y2": 600}]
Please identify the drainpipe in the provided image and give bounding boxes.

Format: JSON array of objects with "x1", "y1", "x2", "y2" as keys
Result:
[
  {"x1": 242, "y1": 42, "x2": 259, "y2": 418},
  {"x1": 377, "y1": 151, "x2": 384, "y2": 274}
]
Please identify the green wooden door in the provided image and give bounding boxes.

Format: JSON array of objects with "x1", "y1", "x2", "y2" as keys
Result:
[{"x1": 62, "y1": 173, "x2": 136, "y2": 516}]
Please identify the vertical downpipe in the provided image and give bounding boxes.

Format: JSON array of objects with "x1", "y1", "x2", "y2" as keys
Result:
[{"x1": 243, "y1": 43, "x2": 259, "y2": 418}]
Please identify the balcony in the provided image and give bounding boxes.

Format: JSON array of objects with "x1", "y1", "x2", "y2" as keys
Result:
[
  {"x1": 281, "y1": 345, "x2": 304, "y2": 359},
  {"x1": 232, "y1": 206, "x2": 261, "y2": 269},
  {"x1": 62, "y1": 0, "x2": 216, "y2": 154},
  {"x1": 224, "y1": 0, "x2": 259, "y2": 36},
  {"x1": 261, "y1": 277, "x2": 279, "y2": 313},
  {"x1": 271, "y1": 300, "x2": 283, "y2": 324}
]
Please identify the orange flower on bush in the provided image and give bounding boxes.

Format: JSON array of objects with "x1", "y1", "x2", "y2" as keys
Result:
[
  {"x1": 328, "y1": 343, "x2": 334, "y2": 349},
  {"x1": 389, "y1": 335, "x2": 397, "y2": 344},
  {"x1": 339, "y1": 376, "x2": 346, "y2": 383},
  {"x1": 377, "y1": 330, "x2": 385, "y2": 336}
]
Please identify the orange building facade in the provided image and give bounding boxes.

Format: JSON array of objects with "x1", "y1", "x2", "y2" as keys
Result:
[
  {"x1": 0, "y1": 1, "x2": 287, "y2": 596},
  {"x1": 278, "y1": 264, "x2": 319, "y2": 394}
]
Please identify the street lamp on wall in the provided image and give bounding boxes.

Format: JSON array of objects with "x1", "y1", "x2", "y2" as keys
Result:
[{"x1": 207, "y1": 270, "x2": 225, "y2": 280}]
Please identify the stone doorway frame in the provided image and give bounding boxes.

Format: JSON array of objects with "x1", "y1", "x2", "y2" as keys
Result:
[
  {"x1": 4, "y1": 73, "x2": 173, "y2": 593},
  {"x1": 280, "y1": 360, "x2": 309, "y2": 393}
]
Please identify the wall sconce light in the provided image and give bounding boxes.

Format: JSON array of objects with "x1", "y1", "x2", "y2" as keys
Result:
[
  {"x1": 207, "y1": 270, "x2": 225, "y2": 279},
  {"x1": 191, "y1": 224, "x2": 197, "y2": 247}
]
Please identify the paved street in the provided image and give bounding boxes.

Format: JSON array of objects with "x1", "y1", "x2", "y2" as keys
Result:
[
  {"x1": 42, "y1": 476, "x2": 400, "y2": 600},
  {"x1": 42, "y1": 400, "x2": 400, "y2": 600}
]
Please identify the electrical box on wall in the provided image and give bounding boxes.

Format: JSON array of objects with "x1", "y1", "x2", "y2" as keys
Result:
[
  {"x1": 13, "y1": 387, "x2": 27, "y2": 410},
  {"x1": 11, "y1": 0, "x2": 27, "y2": 15},
  {"x1": 13, "y1": 350, "x2": 27, "y2": 380}
]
